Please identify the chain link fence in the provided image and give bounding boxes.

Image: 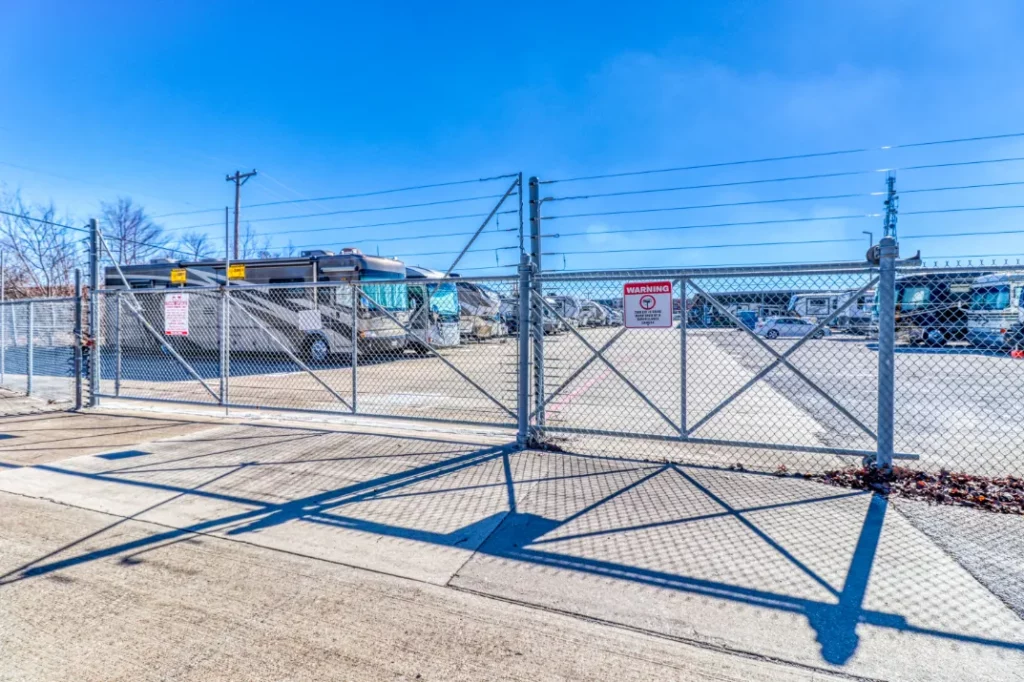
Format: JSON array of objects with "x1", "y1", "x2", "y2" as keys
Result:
[
  {"x1": 0, "y1": 260, "x2": 1019, "y2": 483},
  {"x1": 891, "y1": 265, "x2": 1024, "y2": 478},
  {"x1": 0, "y1": 298, "x2": 79, "y2": 405},
  {"x1": 528, "y1": 262, "x2": 1024, "y2": 480},
  {"x1": 532, "y1": 267, "x2": 887, "y2": 474},
  {"x1": 93, "y1": 276, "x2": 522, "y2": 428}
]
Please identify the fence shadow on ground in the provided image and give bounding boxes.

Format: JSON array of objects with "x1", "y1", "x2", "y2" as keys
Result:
[{"x1": 1, "y1": 424, "x2": 1021, "y2": 670}]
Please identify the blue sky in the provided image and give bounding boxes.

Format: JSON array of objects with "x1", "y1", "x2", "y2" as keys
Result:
[{"x1": 2, "y1": 0, "x2": 1024, "y2": 274}]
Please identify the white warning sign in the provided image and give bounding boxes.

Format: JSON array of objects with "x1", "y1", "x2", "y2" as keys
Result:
[
  {"x1": 623, "y1": 281, "x2": 673, "y2": 329},
  {"x1": 164, "y1": 292, "x2": 190, "y2": 336}
]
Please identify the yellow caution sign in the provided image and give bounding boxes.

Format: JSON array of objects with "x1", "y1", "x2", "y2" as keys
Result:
[
  {"x1": 169, "y1": 268, "x2": 187, "y2": 285},
  {"x1": 227, "y1": 264, "x2": 246, "y2": 281}
]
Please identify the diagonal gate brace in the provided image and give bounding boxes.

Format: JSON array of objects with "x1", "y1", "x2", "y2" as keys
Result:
[
  {"x1": 540, "y1": 298, "x2": 681, "y2": 434},
  {"x1": 229, "y1": 291, "x2": 353, "y2": 412},
  {"x1": 687, "y1": 278, "x2": 879, "y2": 441},
  {"x1": 355, "y1": 284, "x2": 516, "y2": 421}
]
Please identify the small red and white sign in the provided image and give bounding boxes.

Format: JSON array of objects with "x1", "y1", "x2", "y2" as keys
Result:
[
  {"x1": 623, "y1": 281, "x2": 673, "y2": 329},
  {"x1": 164, "y1": 292, "x2": 190, "y2": 336}
]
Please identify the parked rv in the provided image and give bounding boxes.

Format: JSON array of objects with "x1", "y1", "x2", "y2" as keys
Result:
[
  {"x1": 548, "y1": 295, "x2": 584, "y2": 327},
  {"x1": 967, "y1": 273, "x2": 1024, "y2": 349},
  {"x1": 874, "y1": 271, "x2": 987, "y2": 346},
  {"x1": 453, "y1": 280, "x2": 503, "y2": 340},
  {"x1": 578, "y1": 300, "x2": 609, "y2": 327},
  {"x1": 788, "y1": 292, "x2": 842, "y2": 324},
  {"x1": 834, "y1": 289, "x2": 875, "y2": 334},
  {"x1": 104, "y1": 249, "x2": 409, "y2": 361},
  {"x1": 404, "y1": 265, "x2": 460, "y2": 350}
]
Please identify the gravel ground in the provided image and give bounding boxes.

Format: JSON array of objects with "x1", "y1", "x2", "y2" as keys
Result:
[{"x1": 893, "y1": 498, "x2": 1024, "y2": 618}]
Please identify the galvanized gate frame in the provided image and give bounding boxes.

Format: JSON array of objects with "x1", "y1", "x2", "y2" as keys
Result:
[
  {"x1": 227, "y1": 289, "x2": 354, "y2": 412},
  {"x1": 685, "y1": 276, "x2": 881, "y2": 445},
  {"x1": 538, "y1": 299, "x2": 681, "y2": 434},
  {"x1": 94, "y1": 231, "x2": 220, "y2": 403},
  {"x1": 354, "y1": 283, "x2": 517, "y2": 422}
]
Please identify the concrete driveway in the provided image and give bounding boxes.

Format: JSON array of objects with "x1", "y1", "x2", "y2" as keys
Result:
[{"x1": 0, "y1": 401, "x2": 1021, "y2": 681}]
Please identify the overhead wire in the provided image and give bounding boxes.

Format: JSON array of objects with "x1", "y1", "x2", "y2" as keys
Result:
[
  {"x1": 543, "y1": 192, "x2": 880, "y2": 221},
  {"x1": 176, "y1": 209, "x2": 519, "y2": 243},
  {"x1": 153, "y1": 172, "x2": 520, "y2": 218},
  {"x1": 546, "y1": 161, "x2": 1024, "y2": 203},
  {"x1": 165, "y1": 192, "x2": 510, "y2": 231},
  {"x1": 541, "y1": 132, "x2": 1024, "y2": 184},
  {"x1": 0, "y1": 208, "x2": 192, "y2": 257}
]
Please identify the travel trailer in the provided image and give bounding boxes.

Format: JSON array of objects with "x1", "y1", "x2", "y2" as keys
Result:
[
  {"x1": 967, "y1": 272, "x2": 1024, "y2": 349},
  {"x1": 787, "y1": 292, "x2": 843, "y2": 324},
  {"x1": 104, "y1": 249, "x2": 409, "y2": 361}
]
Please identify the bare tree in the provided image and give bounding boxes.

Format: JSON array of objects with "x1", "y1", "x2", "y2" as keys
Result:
[
  {"x1": 0, "y1": 190, "x2": 79, "y2": 298},
  {"x1": 239, "y1": 222, "x2": 275, "y2": 259},
  {"x1": 177, "y1": 231, "x2": 214, "y2": 260},
  {"x1": 100, "y1": 197, "x2": 167, "y2": 264}
]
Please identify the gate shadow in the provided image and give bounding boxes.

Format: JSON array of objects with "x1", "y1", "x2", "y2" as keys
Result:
[{"x1": 2, "y1": 431, "x2": 1022, "y2": 669}]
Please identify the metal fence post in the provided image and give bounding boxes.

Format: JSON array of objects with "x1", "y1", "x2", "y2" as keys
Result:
[
  {"x1": 89, "y1": 217, "x2": 101, "y2": 407},
  {"x1": 351, "y1": 287, "x2": 358, "y2": 413},
  {"x1": 517, "y1": 253, "x2": 532, "y2": 447},
  {"x1": 114, "y1": 292, "x2": 123, "y2": 397},
  {"x1": 679, "y1": 277, "x2": 687, "y2": 439},
  {"x1": 74, "y1": 269, "x2": 82, "y2": 410},
  {"x1": 220, "y1": 288, "x2": 230, "y2": 408},
  {"x1": 26, "y1": 302, "x2": 34, "y2": 397},
  {"x1": 529, "y1": 176, "x2": 545, "y2": 436},
  {"x1": 876, "y1": 236, "x2": 898, "y2": 470}
]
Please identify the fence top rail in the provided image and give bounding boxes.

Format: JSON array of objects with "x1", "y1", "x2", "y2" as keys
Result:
[
  {"x1": 0, "y1": 296, "x2": 78, "y2": 305},
  {"x1": 95, "y1": 273, "x2": 521, "y2": 296},
  {"x1": 536, "y1": 261, "x2": 884, "y2": 282},
  {"x1": 895, "y1": 264, "x2": 1024, "y2": 275}
]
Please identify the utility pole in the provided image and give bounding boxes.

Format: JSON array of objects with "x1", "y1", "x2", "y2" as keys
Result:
[{"x1": 225, "y1": 169, "x2": 257, "y2": 260}]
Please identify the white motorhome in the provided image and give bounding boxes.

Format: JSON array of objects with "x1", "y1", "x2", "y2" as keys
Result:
[
  {"x1": 967, "y1": 273, "x2": 1024, "y2": 349},
  {"x1": 104, "y1": 249, "x2": 409, "y2": 362},
  {"x1": 834, "y1": 288, "x2": 876, "y2": 333},
  {"x1": 787, "y1": 292, "x2": 842, "y2": 324}
]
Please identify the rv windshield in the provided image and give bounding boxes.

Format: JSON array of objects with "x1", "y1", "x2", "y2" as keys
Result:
[
  {"x1": 360, "y1": 270, "x2": 408, "y2": 312},
  {"x1": 971, "y1": 285, "x2": 1010, "y2": 311},
  {"x1": 900, "y1": 286, "x2": 930, "y2": 310},
  {"x1": 428, "y1": 281, "x2": 460, "y2": 317}
]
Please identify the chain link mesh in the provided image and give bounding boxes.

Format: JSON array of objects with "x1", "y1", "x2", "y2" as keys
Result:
[
  {"x1": 531, "y1": 266, "x2": 1024, "y2": 480},
  {"x1": 96, "y1": 277, "x2": 522, "y2": 427},
  {"x1": 0, "y1": 298, "x2": 78, "y2": 405}
]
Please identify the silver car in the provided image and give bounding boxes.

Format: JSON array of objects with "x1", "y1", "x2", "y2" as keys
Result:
[{"x1": 754, "y1": 316, "x2": 829, "y2": 339}]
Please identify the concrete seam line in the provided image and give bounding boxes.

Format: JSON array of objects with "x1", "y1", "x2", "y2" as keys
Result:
[
  {"x1": 0, "y1": 485, "x2": 880, "y2": 682},
  {"x1": 447, "y1": 583, "x2": 887, "y2": 682},
  {"x1": 0, "y1": 487, "x2": 447, "y2": 592}
]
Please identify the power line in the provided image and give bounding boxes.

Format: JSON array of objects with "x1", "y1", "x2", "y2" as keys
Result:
[
  {"x1": 545, "y1": 237, "x2": 861, "y2": 257},
  {"x1": 544, "y1": 192, "x2": 879, "y2": 221},
  {"x1": 0, "y1": 160, "x2": 199, "y2": 210},
  {"x1": 0, "y1": 205, "x2": 192, "y2": 256},
  {"x1": 176, "y1": 209, "x2": 519, "y2": 243},
  {"x1": 546, "y1": 213, "x2": 879, "y2": 241},
  {"x1": 902, "y1": 204, "x2": 1024, "y2": 216},
  {"x1": 542, "y1": 132, "x2": 1024, "y2": 184},
  {"x1": 547, "y1": 161, "x2": 1024, "y2": 203},
  {"x1": 165, "y1": 192, "x2": 508, "y2": 232},
  {"x1": 153, "y1": 172, "x2": 520, "y2": 218}
]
